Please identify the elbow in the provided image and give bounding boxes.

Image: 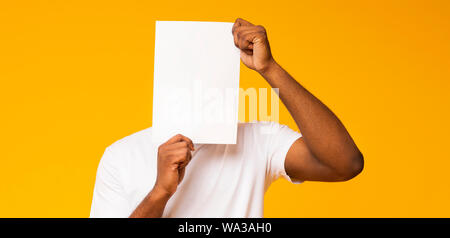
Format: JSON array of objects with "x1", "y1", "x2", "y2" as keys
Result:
[
  {"x1": 349, "y1": 151, "x2": 364, "y2": 180},
  {"x1": 336, "y1": 151, "x2": 364, "y2": 181}
]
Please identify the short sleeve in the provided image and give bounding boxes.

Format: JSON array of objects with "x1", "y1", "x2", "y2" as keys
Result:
[
  {"x1": 256, "y1": 122, "x2": 302, "y2": 184},
  {"x1": 90, "y1": 147, "x2": 130, "y2": 218}
]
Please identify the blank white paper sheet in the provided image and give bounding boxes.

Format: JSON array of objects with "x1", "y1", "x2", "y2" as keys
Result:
[{"x1": 152, "y1": 21, "x2": 241, "y2": 144}]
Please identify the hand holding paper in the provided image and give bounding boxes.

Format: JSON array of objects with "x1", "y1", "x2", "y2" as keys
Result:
[{"x1": 232, "y1": 18, "x2": 276, "y2": 74}]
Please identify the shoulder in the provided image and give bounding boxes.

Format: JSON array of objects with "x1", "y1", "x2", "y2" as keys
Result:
[
  {"x1": 238, "y1": 120, "x2": 274, "y2": 129},
  {"x1": 238, "y1": 121, "x2": 286, "y2": 135},
  {"x1": 238, "y1": 121, "x2": 301, "y2": 144},
  {"x1": 236, "y1": 121, "x2": 279, "y2": 144},
  {"x1": 104, "y1": 127, "x2": 154, "y2": 158}
]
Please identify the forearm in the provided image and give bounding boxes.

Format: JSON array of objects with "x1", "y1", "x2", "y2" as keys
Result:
[
  {"x1": 260, "y1": 60, "x2": 362, "y2": 170},
  {"x1": 129, "y1": 186, "x2": 172, "y2": 218}
]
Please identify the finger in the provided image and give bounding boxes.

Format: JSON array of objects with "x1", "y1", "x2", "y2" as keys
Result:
[
  {"x1": 165, "y1": 134, "x2": 184, "y2": 144},
  {"x1": 238, "y1": 34, "x2": 253, "y2": 51},
  {"x1": 176, "y1": 150, "x2": 192, "y2": 166},
  {"x1": 162, "y1": 134, "x2": 181, "y2": 146},
  {"x1": 234, "y1": 26, "x2": 262, "y2": 48},
  {"x1": 164, "y1": 141, "x2": 193, "y2": 151},
  {"x1": 232, "y1": 26, "x2": 258, "y2": 48},
  {"x1": 232, "y1": 25, "x2": 256, "y2": 36},
  {"x1": 167, "y1": 146, "x2": 191, "y2": 157},
  {"x1": 177, "y1": 134, "x2": 194, "y2": 151},
  {"x1": 178, "y1": 151, "x2": 192, "y2": 168},
  {"x1": 240, "y1": 50, "x2": 253, "y2": 63},
  {"x1": 238, "y1": 31, "x2": 260, "y2": 51},
  {"x1": 232, "y1": 17, "x2": 255, "y2": 43},
  {"x1": 233, "y1": 18, "x2": 253, "y2": 30},
  {"x1": 164, "y1": 134, "x2": 194, "y2": 150},
  {"x1": 241, "y1": 49, "x2": 253, "y2": 55}
]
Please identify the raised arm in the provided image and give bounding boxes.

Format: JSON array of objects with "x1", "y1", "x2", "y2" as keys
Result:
[{"x1": 232, "y1": 18, "x2": 363, "y2": 182}]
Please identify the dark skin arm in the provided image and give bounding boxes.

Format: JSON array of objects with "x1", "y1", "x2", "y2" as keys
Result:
[
  {"x1": 129, "y1": 187, "x2": 172, "y2": 218},
  {"x1": 129, "y1": 134, "x2": 194, "y2": 218},
  {"x1": 232, "y1": 18, "x2": 363, "y2": 182},
  {"x1": 131, "y1": 18, "x2": 363, "y2": 218}
]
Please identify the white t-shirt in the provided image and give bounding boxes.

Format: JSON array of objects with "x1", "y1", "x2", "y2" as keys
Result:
[{"x1": 90, "y1": 121, "x2": 302, "y2": 218}]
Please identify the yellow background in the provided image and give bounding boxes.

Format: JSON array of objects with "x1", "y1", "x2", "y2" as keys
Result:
[{"x1": 1, "y1": 0, "x2": 449, "y2": 217}]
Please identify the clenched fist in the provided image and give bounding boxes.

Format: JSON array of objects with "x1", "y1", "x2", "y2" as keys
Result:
[
  {"x1": 232, "y1": 18, "x2": 275, "y2": 74},
  {"x1": 154, "y1": 134, "x2": 195, "y2": 197}
]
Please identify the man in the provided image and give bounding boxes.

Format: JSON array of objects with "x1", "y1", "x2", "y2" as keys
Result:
[{"x1": 90, "y1": 18, "x2": 364, "y2": 218}]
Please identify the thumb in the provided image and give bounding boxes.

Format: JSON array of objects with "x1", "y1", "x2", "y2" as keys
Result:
[{"x1": 240, "y1": 50, "x2": 254, "y2": 68}]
